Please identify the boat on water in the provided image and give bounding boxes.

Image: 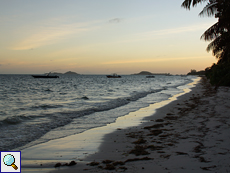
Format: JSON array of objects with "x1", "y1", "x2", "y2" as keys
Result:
[
  {"x1": 106, "y1": 73, "x2": 121, "y2": 78},
  {"x1": 146, "y1": 75, "x2": 155, "y2": 78},
  {"x1": 32, "y1": 75, "x2": 59, "y2": 78},
  {"x1": 32, "y1": 73, "x2": 59, "y2": 78}
]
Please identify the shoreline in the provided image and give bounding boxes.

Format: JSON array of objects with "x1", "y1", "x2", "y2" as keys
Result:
[
  {"x1": 50, "y1": 77, "x2": 230, "y2": 173},
  {"x1": 21, "y1": 78, "x2": 199, "y2": 173},
  {"x1": 41, "y1": 78, "x2": 202, "y2": 173}
]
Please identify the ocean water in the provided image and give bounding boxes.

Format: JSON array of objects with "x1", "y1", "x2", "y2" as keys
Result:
[{"x1": 0, "y1": 74, "x2": 196, "y2": 151}]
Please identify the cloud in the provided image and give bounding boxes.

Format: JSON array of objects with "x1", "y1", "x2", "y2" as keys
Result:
[
  {"x1": 108, "y1": 18, "x2": 123, "y2": 24},
  {"x1": 114, "y1": 22, "x2": 215, "y2": 44},
  {"x1": 11, "y1": 28, "x2": 76, "y2": 50},
  {"x1": 10, "y1": 19, "x2": 101, "y2": 50},
  {"x1": 141, "y1": 23, "x2": 212, "y2": 36},
  {"x1": 134, "y1": 23, "x2": 214, "y2": 41},
  {"x1": 102, "y1": 59, "x2": 156, "y2": 65},
  {"x1": 102, "y1": 56, "x2": 210, "y2": 65}
]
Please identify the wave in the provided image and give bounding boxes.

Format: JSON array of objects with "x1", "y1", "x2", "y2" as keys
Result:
[
  {"x1": 1, "y1": 115, "x2": 36, "y2": 125},
  {"x1": 0, "y1": 88, "x2": 168, "y2": 151},
  {"x1": 0, "y1": 115, "x2": 30, "y2": 125},
  {"x1": 31, "y1": 104, "x2": 63, "y2": 110},
  {"x1": 1, "y1": 90, "x2": 154, "y2": 126},
  {"x1": 0, "y1": 76, "x2": 196, "y2": 151}
]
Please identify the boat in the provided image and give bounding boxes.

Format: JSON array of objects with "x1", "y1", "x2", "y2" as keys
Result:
[
  {"x1": 146, "y1": 75, "x2": 155, "y2": 78},
  {"x1": 106, "y1": 73, "x2": 121, "y2": 78},
  {"x1": 32, "y1": 73, "x2": 59, "y2": 78},
  {"x1": 32, "y1": 75, "x2": 59, "y2": 78}
]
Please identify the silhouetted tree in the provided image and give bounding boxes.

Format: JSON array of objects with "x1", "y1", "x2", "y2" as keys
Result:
[
  {"x1": 182, "y1": 0, "x2": 230, "y2": 63},
  {"x1": 182, "y1": 0, "x2": 230, "y2": 86},
  {"x1": 187, "y1": 69, "x2": 205, "y2": 75}
]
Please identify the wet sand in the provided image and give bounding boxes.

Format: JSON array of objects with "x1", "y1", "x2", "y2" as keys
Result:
[{"x1": 51, "y1": 77, "x2": 230, "y2": 173}]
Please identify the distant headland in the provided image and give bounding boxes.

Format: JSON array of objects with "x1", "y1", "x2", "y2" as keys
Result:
[
  {"x1": 64, "y1": 71, "x2": 80, "y2": 75},
  {"x1": 132, "y1": 71, "x2": 171, "y2": 75},
  {"x1": 45, "y1": 71, "x2": 80, "y2": 75}
]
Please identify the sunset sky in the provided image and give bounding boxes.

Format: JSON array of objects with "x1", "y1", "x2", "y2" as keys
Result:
[{"x1": 0, "y1": 0, "x2": 217, "y2": 74}]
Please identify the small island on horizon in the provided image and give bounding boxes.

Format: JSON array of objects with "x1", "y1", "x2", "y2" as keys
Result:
[
  {"x1": 64, "y1": 71, "x2": 80, "y2": 75},
  {"x1": 44, "y1": 71, "x2": 80, "y2": 75},
  {"x1": 132, "y1": 71, "x2": 171, "y2": 75}
]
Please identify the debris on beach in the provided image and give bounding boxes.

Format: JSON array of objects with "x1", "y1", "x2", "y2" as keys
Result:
[
  {"x1": 132, "y1": 138, "x2": 147, "y2": 144},
  {"x1": 54, "y1": 161, "x2": 77, "y2": 167},
  {"x1": 129, "y1": 145, "x2": 150, "y2": 156},
  {"x1": 87, "y1": 161, "x2": 100, "y2": 166},
  {"x1": 104, "y1": 164, "x2": 116, "y2": 170},
  {"x1": 54, "y1": 163, "x2": 62, "y2": 168}
]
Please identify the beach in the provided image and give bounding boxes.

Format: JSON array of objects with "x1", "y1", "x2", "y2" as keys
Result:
[{"x1": 46, "y1": 77, "x2": 230, "y2": 173}]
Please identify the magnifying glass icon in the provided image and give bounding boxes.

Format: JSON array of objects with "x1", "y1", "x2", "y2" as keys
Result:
[{"x1": 3, "y1": 154, "x2": 18, "y2": 170}]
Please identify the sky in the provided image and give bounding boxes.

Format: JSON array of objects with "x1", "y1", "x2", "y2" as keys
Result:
[{"x1": 0, "y1": 0, "x2": 218, "y2": 74}]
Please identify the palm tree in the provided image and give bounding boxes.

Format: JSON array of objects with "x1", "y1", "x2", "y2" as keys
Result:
[
  {"x1": 182, "y1": 0, "x2": 230, "y2": 63},
  {"x1": 182, "y1": 0, "x2": 230, "y2": 86},
  {"x1": 181, "y1": 0, "x2": 208, "y2": 10}
]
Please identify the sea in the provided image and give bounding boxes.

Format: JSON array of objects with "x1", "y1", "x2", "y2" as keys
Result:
[{"x1": 0, "y1": 74, "x2": 196, "y2": 151}]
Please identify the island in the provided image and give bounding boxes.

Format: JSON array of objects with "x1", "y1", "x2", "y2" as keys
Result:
[
  {"x1": 44, "y1": 71, "x2": 80, "y2": 75},
  {"x1": 132, "y1": 71, "x2": 171, "y2": 75},
  {"x1": 64, "y1": 71, "x2": 80, "y2": 75}
]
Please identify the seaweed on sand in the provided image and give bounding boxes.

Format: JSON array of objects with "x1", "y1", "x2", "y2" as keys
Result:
[
  {"x1": 129, "y1": 145, "x2": 150, "y2": 156},
  {"x1": 147, "y1": 129, "x2": 163, "y2": 136},
  {"x1": 87, "y1": 161, "x2": 100, "y2": 166},
  {"x1": 144, "y1": 124, "x2": 164, "y2": 129},
  {"x1": 133, "y1": 138, "x2": 147, "y2": 144}
]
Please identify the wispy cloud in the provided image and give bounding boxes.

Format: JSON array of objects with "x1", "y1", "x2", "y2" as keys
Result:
[
  {"x1": 11, "y1": 29, "x2": 74, "y2": 50},
  {"x1": 10, "y1": 19, "x2": 101, "y2": 50},
  {"x1": 114, "y1": 22, "x2": 215, "y2": 44},
  {"x1": 108, "y1": 18, "x2": 123, "y2": 24},
  {"x1": 102, "y1": 56, "x2": 210, "y2": 65},
  {"x1": 140, "y1": 23, "x2": 213, "y2": 37},
  {"x1": 102, "y1": 59, "x2": 157, "y2": 65}
]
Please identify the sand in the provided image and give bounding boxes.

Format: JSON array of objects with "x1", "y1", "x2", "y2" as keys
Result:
[
  {"x1": 47, "y1": 77, "x2": 230, "y2": 173},
  {"x1": 20, "y1": 77, "x2": 230, "y2": 173}
]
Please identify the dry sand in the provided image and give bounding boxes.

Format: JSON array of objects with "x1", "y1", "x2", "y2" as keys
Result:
[{"x1": 51, "y1": 77, "x2": 230, "y2": 173}]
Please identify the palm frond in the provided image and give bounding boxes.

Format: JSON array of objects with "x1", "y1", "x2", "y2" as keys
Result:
[
  {"x1": 181, "y1": 0, "x2": 207, "y2": 10},
  {"x1": 201, "y1": 22, "x2": 220, "y2": 41},
  {"x1": 206, "y1": 32, "x2": 230, "y2": 58},
  {"x1": 199, "y1": 1, "x2": 218, "y2": 17},
  {"x1": 219, "y1": 49, "x2": 230, "y2": 64},
  {"x1": 206, "y1": 38, "x2": 219, "y2": 53},
  {"x1": 182, "y1": 0, "x2": 230, "y2": 64}
]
